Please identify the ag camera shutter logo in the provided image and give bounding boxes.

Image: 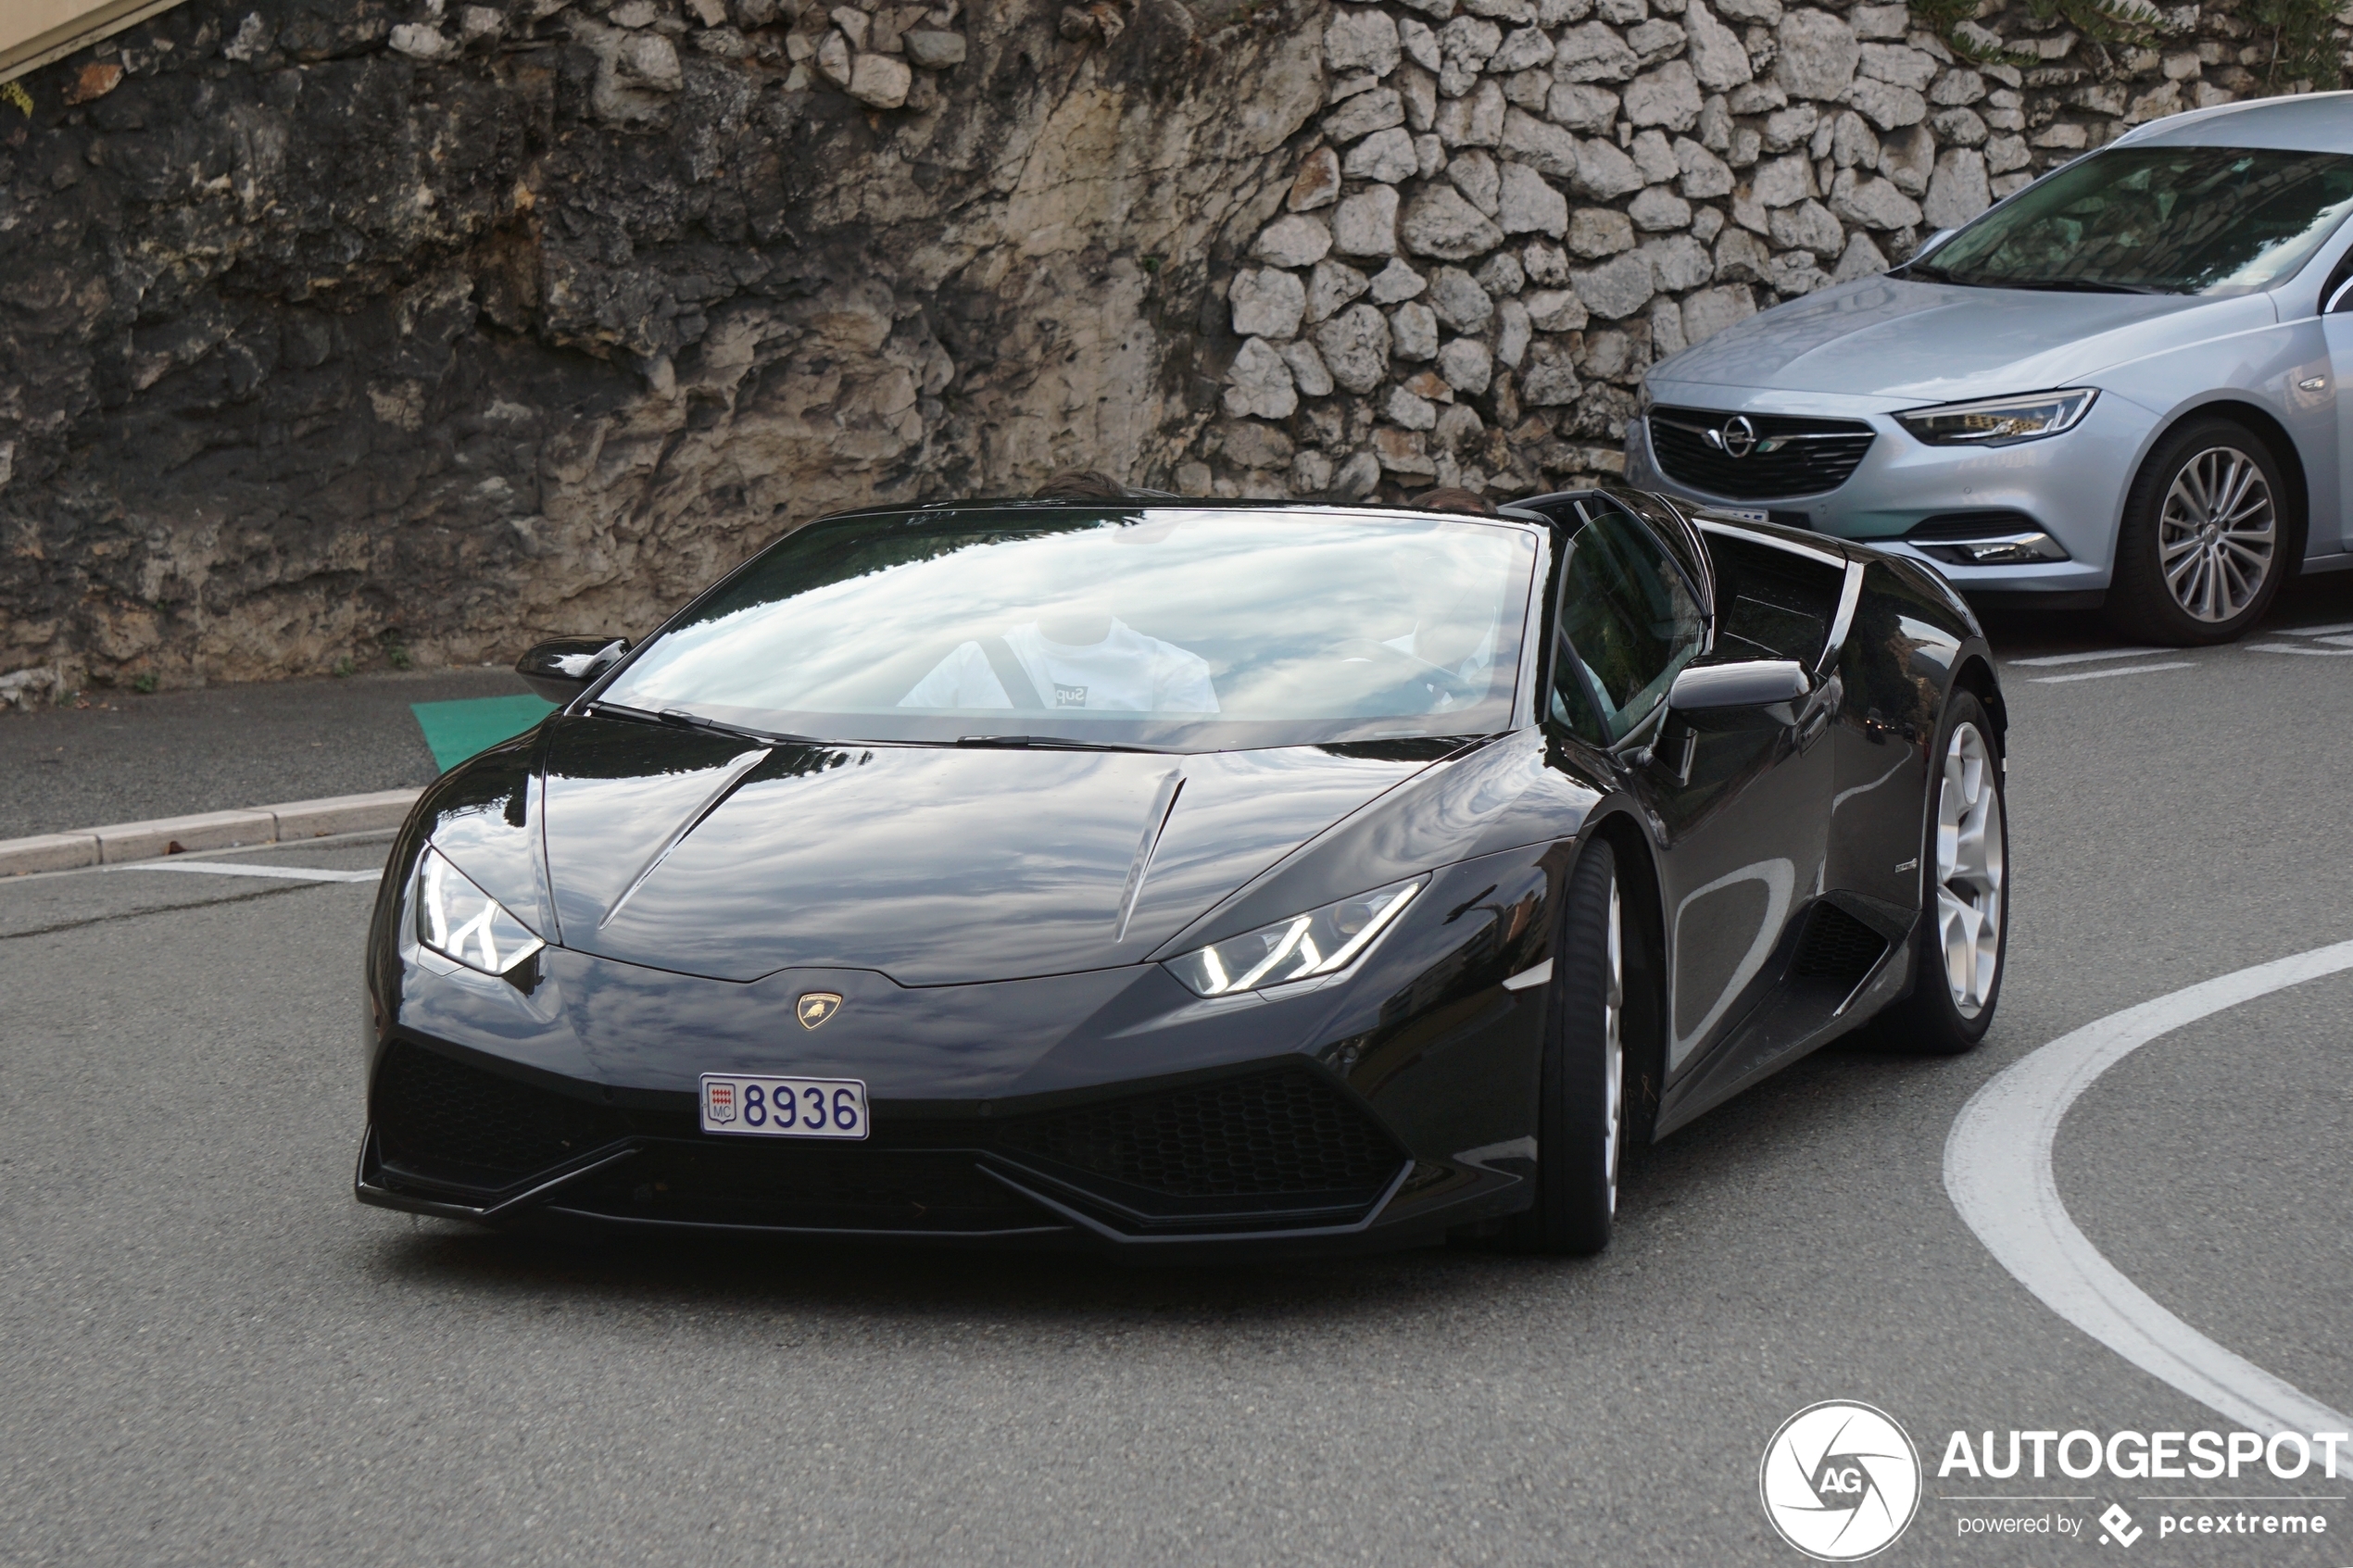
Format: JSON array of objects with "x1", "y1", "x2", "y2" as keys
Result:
[{"x1": 1760, "y1": 1401, "x2": 1922, "y2": 1561}]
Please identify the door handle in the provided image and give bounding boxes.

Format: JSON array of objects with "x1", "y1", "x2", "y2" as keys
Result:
[{"x1": 1795, "y1": 684, "x2": 1839, "y2": 752}]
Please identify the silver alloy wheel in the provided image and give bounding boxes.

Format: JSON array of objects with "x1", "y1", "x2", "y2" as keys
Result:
[
  {"x1": 2158, "y1": 445, "x2": 2275, "y2": 623},
  {"x1": 1602, "y1": 876, "x2": 1624, "y2": 1215},
  {"x1": 1934, "y1": 722, "x2": 2005, "y2": 1019}
]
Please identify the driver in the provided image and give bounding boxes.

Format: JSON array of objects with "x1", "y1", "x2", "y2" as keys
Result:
[
  {"x1": 1381, "y1": 540, "x2": 1502, "y2": 699},
  {"x1": 899, "y1": 535, "x2": 1216, "y2": 714}
]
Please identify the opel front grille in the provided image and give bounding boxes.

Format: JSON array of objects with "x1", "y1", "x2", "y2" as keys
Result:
[{"x1": 1649, "y1": 408, "x2": 1876, "y2": 500}]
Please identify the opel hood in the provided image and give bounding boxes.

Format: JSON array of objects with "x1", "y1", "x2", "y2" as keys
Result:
[
  {"x1": 514, "y1": 716, "x2": 1439, "y2": 985},
  {"x1": 1651, "y1": 275, "x2": 2270, "y2": 406}
]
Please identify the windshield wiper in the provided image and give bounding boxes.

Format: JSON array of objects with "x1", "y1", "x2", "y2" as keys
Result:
[
  {"x1": 1894, "y1": 262, "x2": 2170, "y2": 295},
  {"x1": 1990, "y1": 277, "x2": 2171, "y2": 295},
  {"x1": 1894, "y1": 259, "x2": 1960, "y2": 284},
  {"x1": 953, "y1": 734, "x2": 1170, "y2": 753},
  {"x1": 590, "y1": 701, "x2": 826, "y2": 746}
]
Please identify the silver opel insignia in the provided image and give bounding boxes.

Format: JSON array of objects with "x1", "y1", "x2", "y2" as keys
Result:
[{"x1": 1626, "y1": 92, "x2": 2353, "y2": 644}]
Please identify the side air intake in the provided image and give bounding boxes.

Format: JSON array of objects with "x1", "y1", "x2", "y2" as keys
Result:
[{"x1": 1792, "y1": 902, "x2": 1890, "y2": 989}]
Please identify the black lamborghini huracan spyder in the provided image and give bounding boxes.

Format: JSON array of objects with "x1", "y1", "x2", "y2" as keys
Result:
[{"x1": 359, "y1": 490, "x2": 2007, "y2": 1257}]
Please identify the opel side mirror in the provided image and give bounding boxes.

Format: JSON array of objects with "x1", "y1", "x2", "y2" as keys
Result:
[{"x1": 517, "y1": 637, "x2": 629, "y2": 703}]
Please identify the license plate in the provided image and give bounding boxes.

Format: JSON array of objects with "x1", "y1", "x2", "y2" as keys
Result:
[{"x1": 699, "y1": 1073, "x2": 868, "y2": 1139}]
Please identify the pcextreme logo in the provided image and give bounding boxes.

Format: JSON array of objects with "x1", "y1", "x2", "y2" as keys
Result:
[{"x1": 1761, "y1": 1401, "x2": 1924, "y2": 1562}]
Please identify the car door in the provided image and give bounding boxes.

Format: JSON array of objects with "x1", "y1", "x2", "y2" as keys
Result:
[
  {"x1": 1545, "y1": 497, "x2": 1833, "y2": 1085},
  {"x1": 2319, "y1": 244, "x2": 2353, "y2": 557},
  {"x1": 1694, "y1": 521, "x2": 1916, "y2": 910}
]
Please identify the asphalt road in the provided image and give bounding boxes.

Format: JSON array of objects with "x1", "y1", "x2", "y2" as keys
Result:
[
  {"x1": 0, "y1": 667, "x2": 528, "y2": 839},
  {"x1": 2, "y1": 584, "x2": 2349, "y2": 1567}
]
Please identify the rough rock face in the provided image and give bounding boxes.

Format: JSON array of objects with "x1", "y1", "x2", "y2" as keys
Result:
[
  {"x1": 0, "y1": 0, "x2": 1321, "y2": 688},
  {"x1": 0, "y1": 0, "x2": 2337, "y2": 690}
]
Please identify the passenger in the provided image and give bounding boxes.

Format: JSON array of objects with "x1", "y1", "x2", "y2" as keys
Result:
[
  {"x1": 1032, "y1": 469, "x2": 1130, "y2": 501},
  {"x1": 1410, "y1": 485, "x2": 1499, "y2": 517},
  {"x1": 1377, "y1": 492, "x2": 1504, "y2": 695},
  {"x1": 900, "y1": 530, "x2": 1216, "y2": 714}
]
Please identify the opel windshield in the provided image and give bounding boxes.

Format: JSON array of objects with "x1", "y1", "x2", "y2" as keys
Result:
[{"x1": 1903, "y1": 144, "x2": 2353, "y2": 296}]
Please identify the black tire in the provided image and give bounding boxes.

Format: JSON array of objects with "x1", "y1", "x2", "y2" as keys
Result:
[
  {"x1": 1875, "y1": 692, "x2": 2007, "y2": 1055},
  {"x1": 2107, "y1": 417, "x2": 2293, "y2": 646},
  {"x1": 1511, "y1": 839, "x2": 1626, "y2": 1255}
]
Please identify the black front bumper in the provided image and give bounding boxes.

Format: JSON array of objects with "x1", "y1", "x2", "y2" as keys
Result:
[{"x1": 357, "y1": 1036, "x2": 1435, "y2": 1255}]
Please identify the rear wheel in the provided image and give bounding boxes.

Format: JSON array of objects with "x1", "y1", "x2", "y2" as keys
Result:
[
  {"x1": 2107, "y1": 418, "x2": 2289, "y2": 645},
  {"x1": 1512, "y1": 839, "x2": 1625, "y2": 1255},
  {"x1": 1876, "y1": 693, "x2": 2007, "y2": 1055}
]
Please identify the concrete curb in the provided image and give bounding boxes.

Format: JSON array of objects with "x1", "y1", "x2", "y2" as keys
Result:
[{"x1": 0, "y1": 787, "x2": 422, "y2": 877}]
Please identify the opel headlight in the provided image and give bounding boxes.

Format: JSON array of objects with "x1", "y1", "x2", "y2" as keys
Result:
[
  {"x1": 415, "y1": 846, "x2": 546, "y2": 975},
  {"x1": 1894, "y1": 388, "x2": 2095, "y2": 446},
  {"x1": 1165, "y1": 877, "x2": 1426, "y2": 997}
]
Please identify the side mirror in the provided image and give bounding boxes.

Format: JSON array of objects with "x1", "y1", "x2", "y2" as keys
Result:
[
  {"x1": 1667, "y1": 659, "x2": 1811, "y2": 713},
  {"x1": 516, "y1": 637, "x2": 629, "y2": 704}
]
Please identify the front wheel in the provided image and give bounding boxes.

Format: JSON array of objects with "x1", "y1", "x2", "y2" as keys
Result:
[
  {"x1": 1876, "y1": 693, "x2": 2007, "y2": 1054},
  {"x1": 1512, "y1": 839, "x2": 1626, "y2": 1255},
  {"x1": 2107, "y1": 419, "x2": 2289, "y2": 645}
]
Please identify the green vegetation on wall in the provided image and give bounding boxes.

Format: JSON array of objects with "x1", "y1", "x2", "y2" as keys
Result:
[
  {"x1": 2246, "y1": 0, "x2": 2346, "y2": 88},
  {"x1": 1911, "y1": 0, "x2": 2341, "y2": 90}
]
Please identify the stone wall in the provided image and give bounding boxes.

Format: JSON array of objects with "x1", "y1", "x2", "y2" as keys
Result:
[
  {"x1": 1196, "y1": 0, "x2": 2341, "y2": 501},
  {"x1": 0, "y1": 0, "x2": 2336, "y2": 695}
]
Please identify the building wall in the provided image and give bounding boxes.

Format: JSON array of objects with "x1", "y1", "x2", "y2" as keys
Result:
[{"x1": 0, "y1": 0, "x2": 2336, "y2": 694}]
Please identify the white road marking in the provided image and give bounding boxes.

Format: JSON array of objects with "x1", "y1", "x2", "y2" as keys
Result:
[
  {"x1": 2007, "y1": 647, "x2": 2172, "y2": 668},
  {"x1": 2276, "y1": 621, "x2": 2353, "y2": 637},
  {"x1": 2247, "y1": 640, "x2": 2353, "y2": 657},
  {"x1": 2028, "y1": 662, "x2": 2195, "y2": 684},
  {"x1": 1945, "y1": 939, "x2": 2353, "y2": 1437},
  {"x1": 118, "y1": 861, "x2": 381, "y2": 884}
]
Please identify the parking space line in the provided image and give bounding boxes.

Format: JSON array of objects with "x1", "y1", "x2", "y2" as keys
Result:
[
  {"x1": 2007, "y1": 647, "x2": 2172, "y2": 668},
  {"x1": 2276, "y1": 621, "x2": 2353, "y2": 637},
  {"x1": 2028, "y1": 662, "x2": 2195, "y2": 684},
  {"x1": 1945, "y1": 939, "x2": 2353, "y2": 1438},
  {"x1": 2247, "y1": 639, "x2": 2353, "y2": 656},
  {"x1": 117, "y1": 861, "x2": 381, "y2": 884}
]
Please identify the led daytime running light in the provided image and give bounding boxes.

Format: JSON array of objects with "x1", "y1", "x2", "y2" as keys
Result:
[
  {"x1": 1165, "y1": 877, "x2": 1425, "y2": 997},
  {"x1": 1894, "y1": 388, "x2": 2096, "y2": 447},
  {"x1": 416, "y1": 846, "x2": 546, "y2": 975}
]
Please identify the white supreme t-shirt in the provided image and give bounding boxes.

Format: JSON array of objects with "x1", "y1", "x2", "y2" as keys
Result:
[{"x1": 900, "y1": 620, "x2": 1218, "y2": 713}]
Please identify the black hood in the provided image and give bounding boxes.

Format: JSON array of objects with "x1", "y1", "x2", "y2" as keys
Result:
[{"x1": 521, "y1": 716, "x2": 1439, "y2": 985}]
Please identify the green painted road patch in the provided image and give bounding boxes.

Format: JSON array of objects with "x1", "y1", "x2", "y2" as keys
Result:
[{"x1": 410, "y1": 695, "x2": 557, "y2": 771}]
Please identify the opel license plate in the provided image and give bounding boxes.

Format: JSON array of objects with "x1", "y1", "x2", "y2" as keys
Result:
[{"x1": 699, "y1": 1073, "x2": 868, "y2": 1139}]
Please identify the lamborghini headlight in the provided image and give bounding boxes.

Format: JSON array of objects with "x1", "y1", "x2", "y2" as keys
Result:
[
  {"x1": 1165, "y1": 876, "x2": 1426, "y2": 997},
  {"x1": 415, "y1": 846, "x2": 546, "y2": 974},
  {"x1": 1894, "y1": 388, "x2": 2096, "y2": 446}
]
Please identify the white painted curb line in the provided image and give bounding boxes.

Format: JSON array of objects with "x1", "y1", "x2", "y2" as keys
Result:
[
  {"x1": 0, "y1": 788, "x2": 422, "y2": 877},
  {"x1": 1945, "y1": 940, "x2": 2353, "y2": 1437}
]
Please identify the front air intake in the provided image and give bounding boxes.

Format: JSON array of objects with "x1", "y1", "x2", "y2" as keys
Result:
[
  {"x1": 994, "y1": 1067, "x2": 1404, "y2": 1211},
  {"x1": 371, "y1": 1039, "x2": 633, "y2": 1186}
]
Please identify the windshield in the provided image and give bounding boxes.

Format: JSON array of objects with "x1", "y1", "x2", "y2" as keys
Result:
[
  {"x1": 598, "y1": 506, "x2": 1541, "y2": 751},
  {"x1": 1908, "y1": 145, "x2": 2353, "y2": 295}
]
